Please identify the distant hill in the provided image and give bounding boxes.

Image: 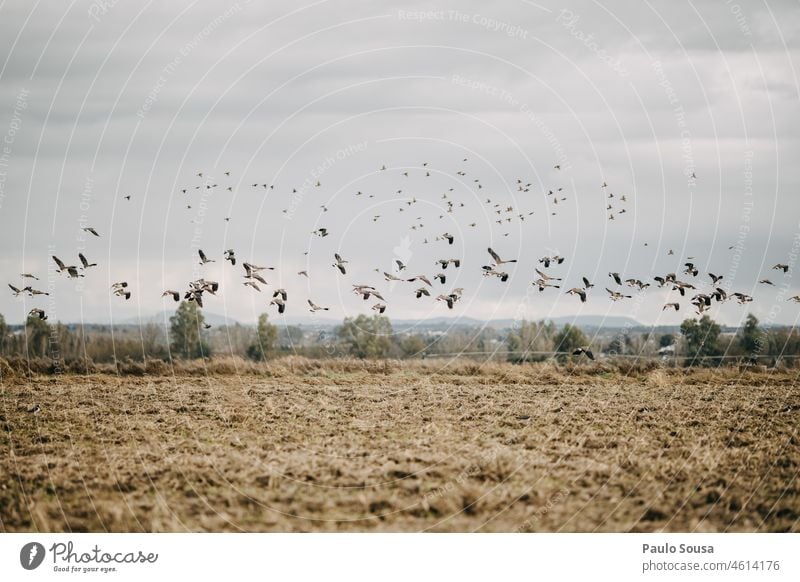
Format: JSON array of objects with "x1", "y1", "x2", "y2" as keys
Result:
[
  {"x1": 116, "y1": 312, "x2": 645, "y2": 330},
  {"x1": 121, "y1": 310, "x2": 241, "y2": 327},
  {"x1": 546, "y1": 315, "x2": 643, "y2": 328}
]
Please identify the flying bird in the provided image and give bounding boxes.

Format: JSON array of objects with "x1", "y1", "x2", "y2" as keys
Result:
[
  {"x1": 198, "y1": 249, "x2": 215, "y2": 264},
  {"x1": 333, "y1": 253, "x2": 348, "y2": 275},
  {"x1": 78, "y1": 253, "x2": 97, "y2": 270},
  {"x1": 488, "y1": 248, "x2": 517, "y2": 265},
  {"x1": 162, "y1": 290, "x2": 180, "y2": 302},
  {"x1": 572, "y1": 347, "x2": 594, "y2": 360},
  {"x1": 307, "y1": 299, "x2": 329, "y2": 312},
  {"x1": 28, "y1": 308, "x2": 47, "y2": 320}
]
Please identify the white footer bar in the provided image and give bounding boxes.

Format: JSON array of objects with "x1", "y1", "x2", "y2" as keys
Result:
[{"x1": 1, "y1": 533, "x2": 797, "y2": 581}]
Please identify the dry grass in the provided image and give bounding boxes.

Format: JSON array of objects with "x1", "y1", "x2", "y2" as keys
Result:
[{"x1": 1, "y1": 359, "x2": 798, "y2": 532}]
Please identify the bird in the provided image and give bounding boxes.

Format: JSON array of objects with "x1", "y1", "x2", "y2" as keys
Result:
[
  {"x1": 787, "y1": 296, "x2": 800, "y2": 303},
  {"x1": 759, "y1": 279, "x2": 775, "y2": 286},
  {"x1": 582, "y1": 277, "x2": 594, "y2": 289},
  {"x1": 606, "y1": 288, "x2": 631, "y2": 301},
  {"x1": 484, "y1": 269, "x2": 509, "y2": 282},
  {"x1": 244, "y1": 262, "x2": 274, "y2": 276},
  {"x1": 28, "y1": 308, "x2": 47, "y2": 320},
  {"x1": 434, "y1": 273, "x2": 446, "y2": 284},
  {"x1": 333, "y1": 253, "x2": 348, "y2": 275},
  {"x1": 307, "y1": 299, "x2": 329, "y2": 312},
  {"x1": 709, "y1": 273, "x2": 723, "y2": 285},
  {"x1": 395, "y1": 260, "x2": 407, "y2": 271},
  {"x1": 384, "y1": 272, "x2": 404, "y2": 282},
  {"x1": 711, "y1": 288, "x2": 727, "y2": 302},
  {"x1": 609, "y1": 272, "x2": 622, "y2": 285},
  {"x1": 435, "y1": 293, "x2": 459, "y2": 309},
  {"x1": 352, "y1": 285, "x2": 385, "y2": 301},
  {"x1": 535, "y1": 268, "x2": 562, "y2": 282},
  {"x1": 224, "y1": 249, "x2": 236, "y2": 265},
  {"x1": 372, "y1": 303, "x2": 387, "y2": 314},
  {"x1": 441, "y1": 232, "x2": 454, "y2": 245},
  {"x1": 198, "y1": 249, "x2": 214, "y2": 264},
  {"x1": 534, "y1": 279, "x2": 560, "y2": 292},
  {"x1": 436, "y1": 259, "x2": 461, "y2": 269},
  {"x1": 566, "y1": 287, "x2": 587, "y2": 302},
  {"x1": 20, "y1": 273, "x2": 39, "y2": 280},
  {"x1": 82, "y1": 227, "x2": 100, "y2": 237},
  {"x1": 244, "y1": 270, "x2": 268, "y2": 285},
  {"x1": 672, "y1": 280, "x2": 696, "y2": 296},
  {"x1": 270, "y1": 297, "x2": 286, "y2": 314},
  {"x1": 415, "y1": 287, "x2": 431, "y2": 298},
  {"x1": 113, "y1": 288, "x2": 131, "y2": 300},
  {"x1": 162, "y1": 290, "x2": 180, "y2": 302},
  {"x1": 184, "y1": 289, "x2": 204, "y2": 307},
  {"x1": 663, "y1": 303, "x2": 680, "y2": 311},
  {"x1": 273, "y1": 289, "x2": 288, "y2": 301},
  {"x1": 572, "y1": 347, "x2": 594, "y2": 360},
  {"x1": 406, "y1": 274, "x2": 432, "y2": 286},
  {"x1": 773, "y1": 263, "x2": 789, "y2": 273},
  {"x1": 8, "y1": 284, "x2": 24, "y2": 297},
  {"x1": 52, "y1": 256, "x2": 81, "y2": 278},
  {"x1": 78, "y1": 253, "x2": 97, "y2": 270},
  {"x1": 487, "y1": 247, "x2": 517, "y2": 265}
]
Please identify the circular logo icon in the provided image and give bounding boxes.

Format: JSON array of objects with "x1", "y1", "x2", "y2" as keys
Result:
[{"x1": 20, "y1": 542, "x2": 46, "y2": 570}]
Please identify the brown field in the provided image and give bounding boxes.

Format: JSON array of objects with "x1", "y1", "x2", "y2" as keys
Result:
[{"x1": 1, "y1": 358, "x2": 798, "y2": 532}]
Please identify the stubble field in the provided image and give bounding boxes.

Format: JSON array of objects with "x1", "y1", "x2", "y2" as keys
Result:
[{"x1": 1, "y1": 359, "x2": 798, "y2": 532}]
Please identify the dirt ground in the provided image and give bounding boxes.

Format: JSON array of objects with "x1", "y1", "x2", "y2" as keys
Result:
[{"x1": 1, "y1": 360, "x2": 798, "y2": 532}]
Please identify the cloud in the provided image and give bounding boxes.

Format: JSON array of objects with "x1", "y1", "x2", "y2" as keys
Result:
[{"x1": 0, "y1": 0, "x2": 798, "y2": 325}]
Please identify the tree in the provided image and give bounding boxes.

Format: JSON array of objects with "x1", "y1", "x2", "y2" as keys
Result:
[
  {"x1": 0, "y1": 313, "x2": 6, "y2": 355},
  {"x1": 337, "y1": 315, "x2": 393, "y2": 358},
  {"x1": 25, "y1": 314, "x2": 51, "y2": 358},
  {"x1": 680, "y1": 315, "x2": 721, "y2": 366},
  {"x1": 738, "y1": 314, "x2": 763, "y2": 357},
  {"x1": 506, "y1": 320, "x2": 556, "y2": 362},
  {"x1": 278, "y1": 325, "x2": 304, "y2": 348},
  {"x1": 659, "y1": 333, "x2": 675, "y2": 348},
  {"x1": 169, "y1": 301, "x2": 209, "y2": 359},
  {"x1": 400, "y1": 334, "x2": 427, "y2": 358},
  {"x1": 553, "y1": 324, "x2": 588, "y2": 360},
  {"x1": 247, "y1": 313, "x2": 278, "y2": 361}
]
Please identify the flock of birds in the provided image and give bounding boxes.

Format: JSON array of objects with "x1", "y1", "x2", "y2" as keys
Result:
[{"x1": 6, "y1": 159, "x2": 798, "y2": 343}]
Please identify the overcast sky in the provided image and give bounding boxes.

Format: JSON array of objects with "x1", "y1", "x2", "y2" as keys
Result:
[{"x1": 0, "y1": 0, "x2": 798, "y2": 327}]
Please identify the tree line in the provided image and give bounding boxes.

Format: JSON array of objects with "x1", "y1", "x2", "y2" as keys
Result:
[{"x1": 0, "y1": 304, "x2": 797, "y2": 367}]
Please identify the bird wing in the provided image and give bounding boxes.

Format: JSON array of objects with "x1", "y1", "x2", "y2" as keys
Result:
[
  {"x1": 487, "y1": 248, "x2": 501, "y2": 263},
  {"x1": 52, "y1": 256, "x2": 66, "y2": 270},
  {"x1": 79, "y1": 253, "x2": 88, "y2": 268}
]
